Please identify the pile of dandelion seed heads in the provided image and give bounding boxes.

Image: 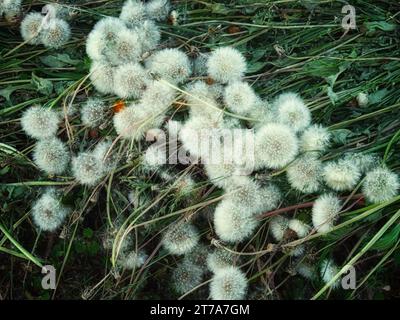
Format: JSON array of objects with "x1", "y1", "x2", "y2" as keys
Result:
[{"x1": 18, "y1": 0, "x2": 400, "y2": 300}]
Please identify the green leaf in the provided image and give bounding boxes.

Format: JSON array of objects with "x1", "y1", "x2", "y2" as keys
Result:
[
  {"x1": 368, "y1": 88, "x2": 389, "y2": 105},
  {"x1": 303, "y1": 58, "x2": 340, "y2": 78},
  {"x1": 39, "y1": 53, "x2": 81, "y2": 68},
  {"x1": 371, "y1": 224, "x2": 400, "y2": 251},
  {"x1": 364, "y1": 21, "x2": 397, "y2": 33},
  {"x1": 31, "y1": 73, "x2": 53, "y2": 95},
  {"x1": 247, "y1": 61, "x2": 267, "y2": 73}
]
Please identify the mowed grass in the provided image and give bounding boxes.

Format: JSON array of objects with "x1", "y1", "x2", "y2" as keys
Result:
[{"x1": 0, "y1": 0, "x2": 400, "y2": 299}]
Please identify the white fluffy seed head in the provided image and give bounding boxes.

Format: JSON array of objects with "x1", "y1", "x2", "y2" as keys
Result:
[
  {"x1": 135, "y1": 20, "x2": 161, "y2": 52},
  {"x1": 286, "y1": 155, "x2": 322, "y2": 194},
  {"x1": 119, "y1": 0, "x2": 147, "y2": 27},
  {"x1": 204, "y1": 162, "x2": 237, "y2": 189},
  {"x1": 357, "y1": 92, "x2": 369, "y2": 107},
  {"x1": 207, "y1": 248, "x2": 235, "y2": 274},
  {"x1": 207, "y1": 47, "x2": 246, "y2": 83},
  {"x1": 179, "y1": 114, "x2": 222, "y2": 159},
  {"x1": 288, "y1": 219, "x2": 311, "y2": 238},
  {"x1": 143, "y1": 144, "x2": 166, "y2": 169},
  {"x1": 106, "y1": 29, "x2": 142, "y2": 65},
  {"x1": 146, "y1": 48, "x2": 191, "y2": 84},
  {"x1": 146, "y1": 0, "x2": 170, "y2": 21},
  {"x1": 1, "y1": 0, "x2": 22, "y2": 21},
  {"x1": 141, "y1": 80, "x2": 176, "y2": 110},
  {"x1": 300, "y1": 124, "x2": 331, "y2": 153},
  {"x1": 185, "y1": 81, "x2": 218, "y2": 118},
  {"x1": 270, "y1": 216, "x2": 289, "y2": 242},
  {"x1": 92, "y1": 140, "x2": 118, "y2": 173},
  {"x1": 192, "y1": 53, "x2": 209, "y2": 77},
  {"x1": 89, "y1": 60, "x2": 115, "y2": 94},
  {"x1": 41, "y1": 18, "x2": 71, "y2": 49},
  {"x1": 214, "y1": 200, "x2": 260, "y2": 243},
  {"x1": 274, "y1": 92, "x2": 311, "y2": 132},
  {"x1": 320, "y1": 259, "x2": 340, "y2": 289},
  {"x1": 224, "y1": 81, "x2": 257, "y2": 115},
  {"x1": 210, "y1": 266, "x2": 247, "y2": 300},
  {"x1": 343, "y1": 152, "x2": 378, "y2": 174},
  {"x1": 172, "y1": 260, "x2": 203, "y2": 295},
  {"x1": 113, "y1": 104, "x2": 165, "y2": 140},
  {"x1": 296, "y1": 261, "x2": 316, "y2": 280},
  {"x1": 323, "y1": 159, "x2": 361, "y2": 191},
  {"x1": 113, "y1": 63, "x2": 149, "y2": 99},
  {"x1": 254, "y1": 123, "x2": 299, "y2": 169},
  {"x1": 118, "y1": 250, "x2": 147, "y2": 270},
  {"x1": 362, "y1": 167, "x2": 399, "y2": 204},
  {"x1": 71, "y1": 151, "x2": 106, "y2": 186},
  {"x1": 33, "y1": 137, "x2": 70, "y2": 175},
  {"x1": 21, "y1": 105, "x2": 60, "y2": 139},
  {"x1": 247, "y1": 98, "x2": 275, "y2": 129},
  {"x1": 81, "y1": 97, "x2": 108, "y2": 128},
  {"x1": 183, "y1": 244, "x2": 209, "y2": 267},
  {"x1": 31, "y1": 188, "x2": 70, "y2": 232},
  {"x1": 20, "y1": 12, "x2": 44, "y2": 44},
  {"x1": 86, "y1": 17, "x2": 126, "y2": 61},
  {"x1": 162, "y1": 221, "x2": 199, "y2": 255},
  {"x1": 225, "y1": 176, "x2": 281, "y2": 216},
  {"x1": 312, "y1": 193, "x2": 341, "y2": 234}
]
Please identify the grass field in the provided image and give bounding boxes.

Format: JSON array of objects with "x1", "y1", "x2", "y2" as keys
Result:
[{"x1": 0, "y1": 0, "x2": 400, "y2": 300}]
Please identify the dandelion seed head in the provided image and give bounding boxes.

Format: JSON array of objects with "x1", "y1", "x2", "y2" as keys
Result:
[
  {"x1": 270, "y1": 216, "x2": 289, "y2": 242},
  {"x1": 113, "y1": 104, "x2": 165, "y2": 140},
  {"x1": 312, "y1": 193, "x2": 341, "y2": 234},
  {"x1": 172, "y1": 260, "x2": 203, "y2": 295},
  {"x1": 357, "y1": 92, "x2": 369, "y2": 107},
  {"x1": 89, "y1": 60, "x2": 115, "y2": 94},
  {"x1": 145, "y1": 0, "x2": 170, "y2": 21},
  {"x1": 113, "y1": 62, "x2": 149, "y2": 99},
  {"x1": 362, "y1": 167, "x2": 399, "y2": 203},
  {"x1": 81, "y1": 97, "x2": 108, "y2": 128},
  {"x1": 225, "y1": 176, "x2": 281, "y2": 215},
  {"x1": 288, "y1": 219, "x2": 311, "y2": 238},
  {"x1": 135, "y1": 20, "x2": 161, "y2": 52},
  {"x1": 119, "y1": 0, "x2": 147, "y2": 27},
  {"x1": 274, "y1": 92, "x2": 311, "y2": 132},
  {"x1": 323, "y1": 159, "x2": 361, "y2": 191},
  {"x1": 207, "y1": 248, "x2": 235, "y2": 274},
  {"x1": 143, "y1": 144, "x2": 166, "y2": 169},
  {"x1": 286, "y1": 155, "x2": 322, "y2": 193},
  {"x1": 162, "y1": 222, "x2": 200, "y2": 255},
  {"x1": 343, "y1": 152, "x2": 379, "y2": 174},
  {"x1": 106, "y1": 29, "x2": 142, "y2": 65},
  {"x1": 41, "y1": 18, "x2": 71, "y2": 49},
  {"x1": 119, "y1": 250, "x2": 148, "y2": 270},
  {"x1": 32, "y1": 188, "x2": 70, "y2": 232},
  {"x1": 141, "y1": 80, "x2": 176, "y2": 110},
  {"x1": 146, "y1": 48, "x2": 191, "y2": 84},
  {"x1": 224, "y1": 81, "x2": 256, "y2": 115},
  {"x1": 33, "y1": 137, "x2": 70, "y2": 175},
  {"x1": 247, "y1": 98, "x2": 275, "y2": 129},
  {"x1": 210, "y1": 266, "x2": 247, "y2": 300},
  {"x1": 320, "y1": 259, "x2": 340, "y2": 289},
  {"x1": 21, "y1": 105, "x2": 60, "y2": 139},
  {"x1": 300, "y1": 124, "x2": 331, "y2": 153},
  {"x1": 214, "y1": 200, "x2": 259, "y2": 243},
  {"x1": 254, "y1": 123, "x2": 299, "y2": 169},
  {"x1": 207, "y1": 47, "x2": 246, "y2": 83},
  {"x1": 86, "y1": 17, "x2": 127, "y2": 61},
  {"x1": 184, "y1": 244, "x2": 209, "y2": 267},
  {"x1": 71, "y1": 151, "x2": 106, "y2": 186},
  {"x1": 20, "y1": 12, "x2": 43, "y2": 44}
]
